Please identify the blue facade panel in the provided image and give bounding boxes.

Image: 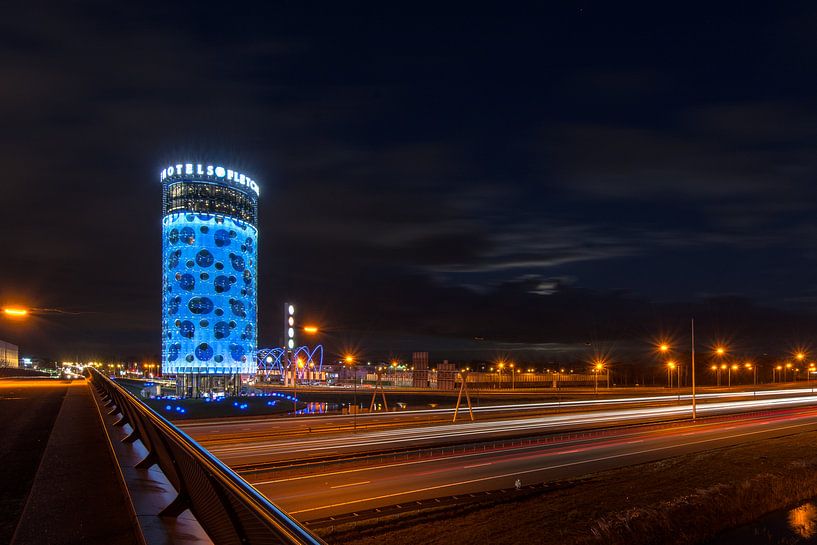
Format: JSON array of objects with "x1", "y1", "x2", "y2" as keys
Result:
[{"x1": 162, "y1": 213, "x2": 257, "y2": 375}]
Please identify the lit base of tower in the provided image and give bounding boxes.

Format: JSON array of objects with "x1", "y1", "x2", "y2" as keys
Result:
[{"x1": 175, "y1": 373, "x2": 243, "y2": 398}]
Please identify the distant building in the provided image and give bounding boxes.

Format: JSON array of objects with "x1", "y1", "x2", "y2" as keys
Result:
[
  {"x1": 412, "y1": 351, "x2": 429, "y2": 388},
  {"x1": 437, "y1": 360, "x2": 456, "y2": 390},
  {"x1": 0, "y1": 341, "x2": 19, "y2": 368},
  {"x1": 160, "y1": 162, "x2": 259, "y2": 397}
]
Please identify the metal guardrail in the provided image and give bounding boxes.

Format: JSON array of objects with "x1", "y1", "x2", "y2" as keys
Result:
[{"x1": 87, "y1": 368, "x2": 325, "y2": 545}]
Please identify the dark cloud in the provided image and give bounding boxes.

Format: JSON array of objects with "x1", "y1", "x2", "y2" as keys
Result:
[{"x1": 4, "y1": 3, "x2": 817, "y2": 362}]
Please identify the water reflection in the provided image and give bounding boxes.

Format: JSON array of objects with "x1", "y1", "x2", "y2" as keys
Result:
[{"x1": 294, "y1": 402, "x2": 335, "y2": 415}]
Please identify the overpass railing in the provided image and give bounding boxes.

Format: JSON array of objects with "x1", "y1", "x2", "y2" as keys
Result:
[{"x1": 87, "y1": 368, "x2": 325, "y2": 545}]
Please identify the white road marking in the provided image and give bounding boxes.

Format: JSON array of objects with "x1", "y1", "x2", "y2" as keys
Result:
[
  {"x1": 288, "y1": 420, "x2": 817, "y2": 515},
  {"x1": 330, "y1": 481, "x2": 370, "y2": 489}
]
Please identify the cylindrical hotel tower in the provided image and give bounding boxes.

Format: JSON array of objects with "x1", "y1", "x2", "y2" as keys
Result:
[{"x1": 161, "y1": 162, "x2": 259, "y2": 397}]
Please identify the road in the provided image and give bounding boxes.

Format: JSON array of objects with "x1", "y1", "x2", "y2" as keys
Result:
[
  {"x1": 245, "y1": 405, "x2": 817, "y2": 520},
  {"x1": 197, "y1": 391, "x2": 817, "y2": 466},
  {"x1": 181, "y1": 386, "x2": 817, "y2": 446},
  {"x1": 0, "y1": 379, "x2": 71, "y2": 543}
]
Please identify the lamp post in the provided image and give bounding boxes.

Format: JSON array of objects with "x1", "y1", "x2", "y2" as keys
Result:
[
  {"x1": 497, "y1": 362, "x2": 505, "y2": 389},
  {"x1": 691, "y1": 319, "x2": 697, "y2": 420},
  {"x1": 745, "y1": 362, "x2": 756, "y2": 387},
  {"x1": 593, "y1": 361, "x2": 604, "y2": 393},
  {"x1": 510, "y1": 363, "x2": 515, "y2": 390},
  {"x1": 786, "y1": 362, "x2": 792, "y2": 382},
  {"x1": 344, "y1": 355, "x2": 357, "y2": 431},
  {"x1": 711, "y1": 364, "x2": 718, "y2": 386},
  {"x1": 713, "y1": 346, "x2": 727, "y2": 387},
  {"x1": 667, "y1": 361, "x2": 677, "y2": 388},
  {"x1": 728, "y1": 363, "x2": 738, "y2": 387},
  {"x1": 293, "y1": 357, "x2": 304, "y2": 413},
  {"x1": 794, "y1": 352, "x2": 806, "y2": 383}
]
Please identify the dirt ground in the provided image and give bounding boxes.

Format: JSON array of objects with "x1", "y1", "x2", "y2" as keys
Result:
[{"x1": 322, "y1": 429, "x2": 817, "y2": 545}]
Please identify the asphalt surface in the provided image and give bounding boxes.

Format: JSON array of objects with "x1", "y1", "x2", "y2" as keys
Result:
[
  {"x1": 0, "y1": 378, "x2": 142, "y2": 545},
  {"x1": 181, "y1": 386, "x2": 817, "y2": 447},
  {"x1": 247, "y1": 406, "x2": 817, "y2": 520},
  {"x1": 0, "y1": 379, "x2": 69, "y2": 544},
  {"x1": 196, "y1": 391, "x2": 817, "y2": 466}
]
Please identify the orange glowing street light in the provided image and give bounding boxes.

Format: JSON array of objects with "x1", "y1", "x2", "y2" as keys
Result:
[
  {"x1": 796, "y1": 352, "x2": 806, "y2": 361},
  {"x1": 715, "y1": 346, "x2": 726, "y2": 356},
  {"x1": 659, "y1": 343, "x2": 670, "y2": 353},
  {"x1": 303, "y1": 325, "x2": 319, "y2": 334},
  {"x1": 2, "y1": 307, "x2": 28, "y2": 317}
]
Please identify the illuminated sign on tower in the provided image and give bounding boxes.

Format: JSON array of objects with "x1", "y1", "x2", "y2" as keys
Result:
[{"x1": 161, "y1": 161, "x2": 258, "y2": 397}]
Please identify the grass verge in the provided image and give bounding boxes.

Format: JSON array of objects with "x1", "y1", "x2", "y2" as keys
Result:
[{"x1": 320, "y1": 429, "x2": 817, "y2": 545}]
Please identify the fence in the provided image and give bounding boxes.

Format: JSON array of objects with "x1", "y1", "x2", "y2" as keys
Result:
[{"x1": 87, "y1": 368, "x2": 325, "y2": 545}]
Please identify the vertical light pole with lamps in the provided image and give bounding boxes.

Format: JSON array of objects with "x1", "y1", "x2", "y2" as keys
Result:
[
  {"x1": 344, "y1": 355, "x2": 357, "y2": 431},
  {"x1": 795, "y1": 352, "x2": 806, "y2": 383},
  {"x1": 293, "y1": 357, "x2": 304, "y2": 413},
  {"x1": 593, "y1": 361, "x2": 605, "y2": 394},
  {"x1": 745, "y1": 362, "x2": 756, "y2": 388},
  {"x1": 713, "y1": 346, "x2": 726, "y2": 386},
  {"x1": 667, "y1": 360, "x2": 677, "y2": 388},
  {"x1": 658, "y1": 342, "x2": 669, "y2": 387}
]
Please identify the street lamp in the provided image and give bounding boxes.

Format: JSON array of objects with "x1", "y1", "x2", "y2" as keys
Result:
[
  {"x1": 729, "y1": 363, "x2": 738, "y2": 387},
  {"x1": 745, "y1": 362, "x2": 756, "y2": 386},
  {"x1": 667, "y1": 361, "x2": 677, "y2": 388},
  {"x1": 2, "y1": 307, "x2": 29, "y2": 318},
  {"x1": 497, "y1": 362, "x2": 505, "y2": 389},
  {"x1": 509, "y1": 362, "x2": 515, "y2": 390},
  {"x1": 292, "y1": 357, "x2": 304, "y2": 413},
  {"x1": 594, "y1": 361, "x2": 605, "y2": 393},
  {"x1": 786, "y1": 362, "x2": 793, "y2": 382},
  {"x1": 344, "y1": 355, "x2": 357, "y2": 430}
]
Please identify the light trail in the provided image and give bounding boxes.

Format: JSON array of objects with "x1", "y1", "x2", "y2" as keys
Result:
[
  {"x1": 181, "y1": 386, "x2": 817, "y2": 430},
  {"x1": 288, "y1": 422, "x2": 815, "y2": 515},
  {"x1": 250, "y1": 410, "x2": 814, "y2": 487},
  {"x1": 208, "y1": 394, "x2": 817, "y2": 460}
]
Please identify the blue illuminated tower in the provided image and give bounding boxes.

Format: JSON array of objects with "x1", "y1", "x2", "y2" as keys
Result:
[{"x1": 161, "y1": 162, "x2": 259, "y2": 397}]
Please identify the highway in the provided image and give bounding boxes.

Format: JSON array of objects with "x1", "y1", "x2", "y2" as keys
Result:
[
  {"x1": 194, "y1": 391, "x2": 817, "y2": 465},
  {"x1": 181, "y1": 386, "x2": 817, "y2": 445},
  {"x1": 244, "y1": 406, "x2": 817, "y2": 520}
]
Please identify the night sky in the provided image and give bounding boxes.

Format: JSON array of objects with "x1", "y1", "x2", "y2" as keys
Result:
[{"x1": 4, "y1": 3, "x2": 817, "y2": 363}]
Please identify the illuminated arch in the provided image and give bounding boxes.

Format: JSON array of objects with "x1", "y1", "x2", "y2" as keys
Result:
[{"x1": 256, "y1": 345, "x2": 324, "y2": 378}]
